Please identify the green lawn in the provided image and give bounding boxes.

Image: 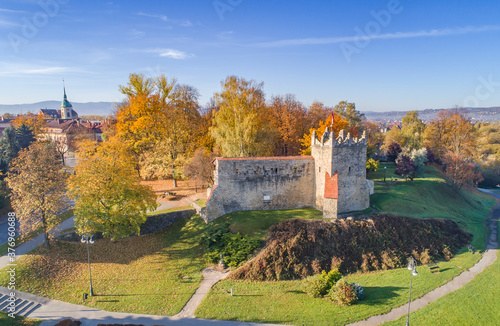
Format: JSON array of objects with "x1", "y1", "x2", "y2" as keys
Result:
[
  {"x1": 369, "y1": 164, "x2": 496, "y2": 250},
  {"x1": 0, "y1": 312, "x2": 40, "y2": 326},
  {"x1": 0, "y1": 213, "x2": 207, "y2": 316},
  {"x1": 194, "y1": 199, "x2": 207, "y2": 207},
  {"x1": 146, "y1": 205, "x2": 192, "y2": 216},
  {"x1": 209, "y1": 207, "x2": 323, "y2": 240},
  {"x1": 195, "y1": 164, "x2": 496, "y2": 325},
  {"x1": 195, "y1": 249, "x2": 481, "y2": 325},
  {"x1": 0, "y1": 209, "x2": 74, "y2": 256},
  {"x1": 382, "y1": 252, "x2": 500, "y2": 326}
]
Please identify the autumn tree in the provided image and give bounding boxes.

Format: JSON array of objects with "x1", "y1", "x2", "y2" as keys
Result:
[
  {"x1": 363, "y1": 120, "x2": 384, "y2": 157},
  {"x1": 6, "y1": 142, "x2": 68, "y2": 248},
  {"x1": 116, "y1": 74, "x2": 201, "y2": 185},
  {"x1": 395, "y1": 155, "x2": 416, "y2": 181},
  {"x1": 386, "y1": 142, "x2": 402, "y2": 162},
  {"x1": 68, "y1": 139, "x2": 157, "y2": 241},
  {"x1": 382, "y1": 126, "x2": 403, "y2": 153},
  {"x1": 401, "y1": 111, "x2": 426, "y2": 150},
  {"x1": 210, "y1": 76, "x2": 274, "y2": 157},
  {"x1": 11, "y1": 113, "x2": 46, "y2": 136},
  {"x1": 441, "y1": 152, "x2": 483, "y2": 190},
  {"x1": 300, "y1": 115, "x2": 349, "y2": 155},
  {"x1": 423, "y1": 109, "x2": 476, "y2": 160},
  {"x1": 268, "y1": 94, "x2": 307, "y2": 156},
  {"x1": 306, "y1": 101, "x2": 330, "y2": 130},
  {"x1": 333, "y1": 101, "x2": 365, "y2": 135},
  {"x1": 184, "y1": 148, "x2": 218, "y2": 186}
]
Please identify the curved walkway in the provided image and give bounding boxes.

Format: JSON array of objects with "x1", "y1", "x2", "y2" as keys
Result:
[
  {"x1": 348, "y1": 188, "x2": 500, "y2": 326},
  {"x1": 2, "y1": 191, "x2": 499, "y2": 325},
  {"x1": 174, "y1": 267, "x2": 229, "y2": 318}
]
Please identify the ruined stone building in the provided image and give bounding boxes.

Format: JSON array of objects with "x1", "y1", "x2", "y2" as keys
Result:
[{"x1": 201, "y1": 129, "x2": 373, "y2": 222}]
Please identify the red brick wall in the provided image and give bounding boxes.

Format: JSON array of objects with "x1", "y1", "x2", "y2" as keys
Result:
[{"x1": 324, "y1": 171, "x2": 338, "y2": 199}]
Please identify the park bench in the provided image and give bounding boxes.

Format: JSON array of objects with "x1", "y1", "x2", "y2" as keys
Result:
[{"x1": 427, "y1": 262, "x2": 440, "y2": 273}]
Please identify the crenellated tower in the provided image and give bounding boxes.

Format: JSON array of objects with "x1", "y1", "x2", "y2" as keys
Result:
[{"x1": 311, "y1": 129, "x2": 370, "y2": 218}]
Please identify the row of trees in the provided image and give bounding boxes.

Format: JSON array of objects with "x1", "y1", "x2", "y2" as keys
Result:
[
  {"x1": 381, "y1": 109, "x2": 498, "y2": 189},
  {"x1": 110, "y1": 74, "x2": 366, "y2": 185}
]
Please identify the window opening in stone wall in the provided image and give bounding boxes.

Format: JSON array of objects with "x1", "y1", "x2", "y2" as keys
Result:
[
  {"x1": 294, "y1": 167, "x2": 297, "y2": 173},
  {"x1": 319, "y1": 167, "x2": 321, "y2": 172},
  {"x1": 349, "y1": 167, "x2": 351, "y2": 173},
  {"x1": 275, "y1": 168, "x2": 278, "y2": 173}
]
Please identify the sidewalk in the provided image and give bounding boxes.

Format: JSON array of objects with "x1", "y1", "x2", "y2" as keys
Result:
[
  {"x1": 0, "y1": 287, "x2": 283, "y2": 326},
  {"x1": 0, "y1": 216, "x2": 74, "y2": 270}
]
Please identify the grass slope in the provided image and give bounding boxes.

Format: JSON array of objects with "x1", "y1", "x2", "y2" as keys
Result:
[
  {"x1": 0, "y1": 312, "x2": 40, "y2": 326},
  {"x1": 195, "y1": 164, "x2": 496, "y2": 325},
  {"x1": 382, "y1": 253, "x2": 500, "y2": 326},
  {"x1": 369, "y1": 163, "x2": 495, "y2": 250},
  {"x1": 0, "y1": 214, "x2": 206, "y2": 316}
]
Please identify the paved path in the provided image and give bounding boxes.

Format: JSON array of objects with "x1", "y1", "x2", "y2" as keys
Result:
[
  {"x1": 0, "y1": 287, "x2": 282, "y2": 326},
  {"x1": 0, "y1": 216, "x2": 75, "y2": 270},
  {"x1": 174, "y1": 267, "x2": 229, "y2": 318},
  {"x1": 347, "y1": 189, "x2": 500, "y2": 326}
]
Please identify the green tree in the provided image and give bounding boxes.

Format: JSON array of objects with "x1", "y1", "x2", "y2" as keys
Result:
[
  {"x1": 401, "y1": 111, "x2": 426, "y2": 150},
  {"x1": 68, "y1": 140, "x2": 158, "y2": 241},
  {"x1": 6, "y1": 142, "x2": 68, "y2": 248},
  {"x1": 333, "y1": 101, "x2": 365, "y2": 135},
  {"x1": 0, "y1": 125, "x2": 36, "y2": 175},
  {"x1": 210, "y1": 76, "x2": 274, "y2": 157}
]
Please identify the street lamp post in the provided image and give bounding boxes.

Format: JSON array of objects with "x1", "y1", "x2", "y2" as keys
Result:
[
  {"x1": 406, "y1": 257, "x2": 418, "y2": 326},
  {"x1": 81, "y1": 234, "x2": 95, "y2": 296},
  {"x1": 384, "y1": 166, "x2": 387, "y2": 183}
]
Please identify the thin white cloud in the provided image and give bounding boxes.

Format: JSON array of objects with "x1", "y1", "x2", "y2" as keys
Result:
[
  {"x1": 135, "y1": 11, "x2": 192, "y2": 27},
  {"x1": 137, "y1": 11, "x2": 168, "y2": 22},
  {"x1": 143, "y1": 48, "x2": 195, "y2": 60},
  {"x1": 0, "y1": 18, "x2": 20, "y2": 27},
  {"x1": 253, "y1": 25, "x2": 500, "y2": 47},
  {"x1": 20, "y1": 67, "x2": 71, "y2": 74},
  {"x1": 0, "y1": 8, "x2": 27, "y2": 14}
]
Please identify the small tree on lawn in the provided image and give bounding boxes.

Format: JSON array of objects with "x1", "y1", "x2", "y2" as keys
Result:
[
  {"x1": 386, "y1": 142, "x2": 402, "y2": 162},
  {"x1": 6, "y1": 141, "x2": 68, "y2": 248},
  {"x1": 68, "y1": 139, "x2": 158, "y2": 241},
  {"x1": 442, "y1": 152, "x2": 483, "y2": 190},
  {"x1": 395, "y1": 155, "x2": 416, "y2": 181}
]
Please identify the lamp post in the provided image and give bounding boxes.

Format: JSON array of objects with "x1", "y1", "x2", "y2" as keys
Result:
[
  {"x1": 384, "y1": 166, "x2": 387, "y2": 183},
  {"x1": 406, "y1": 257, "x2": 418, "y2": 326},
  {"x1": 81, "y1": 234, "x2": 95, "y2": 296}
]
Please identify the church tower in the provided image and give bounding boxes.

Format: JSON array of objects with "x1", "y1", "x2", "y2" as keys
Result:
[{"x1": 60, "y1": 86, "x2": 73, "y2": 119}]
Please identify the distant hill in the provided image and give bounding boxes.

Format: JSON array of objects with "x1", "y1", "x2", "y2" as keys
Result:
[
  {"x1": 0, "y1": 101, "x2": 117, "y2": 116},
  {"x1": 362, "y1": 107, "x2": 500, "y2": 123}
]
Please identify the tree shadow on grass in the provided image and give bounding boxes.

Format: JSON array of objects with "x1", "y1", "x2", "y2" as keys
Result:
[{"x1": 357, "y1": 286, "x2": 405, "y2": 306}]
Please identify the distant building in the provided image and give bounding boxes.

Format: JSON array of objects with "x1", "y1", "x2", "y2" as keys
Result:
[
  {"x1": 0, "y1": 118, "x2": 14, "y2": 137},
  {"x1": 40, "y1": 87, "x2": 79, "y2": 120}
]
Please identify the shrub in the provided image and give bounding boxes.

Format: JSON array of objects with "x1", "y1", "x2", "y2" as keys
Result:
[
  {"x1": 327, "y1": 279, "x2": 358, "y2": 306},
  {"x1": 204, "y1": 233, "x2": 261, "y2": 267},
  {"x1": 303, "y1": 269, "x2": 342, "y2": 298},
  {"x1": 303, "y1": 274, "x2": 329, "y2": 298},
  {"x1": 351, "y1": 283, "x2": 364, "y2": 300}
]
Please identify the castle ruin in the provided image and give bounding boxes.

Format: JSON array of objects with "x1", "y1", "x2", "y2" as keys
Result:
[{"x1": 201, "y1": 129, "x2": 373, "y2": 222}]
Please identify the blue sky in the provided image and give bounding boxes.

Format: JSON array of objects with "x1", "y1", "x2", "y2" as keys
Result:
[{"x1": 1, "y1": 0, "x2": 500, "y2": 112}]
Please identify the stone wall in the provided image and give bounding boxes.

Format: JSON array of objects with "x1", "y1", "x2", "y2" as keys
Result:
[
  {"x1": 202, "y1": 157, "x2": 315, "y2": 222},
  {"x1": 311, "y1": 129, "x2": 370, "y2": 217}
]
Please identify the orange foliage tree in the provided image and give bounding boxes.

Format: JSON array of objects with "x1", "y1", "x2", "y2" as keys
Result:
[{"x1": 300, "y1": 114, "x2": 350, "y2": 155}]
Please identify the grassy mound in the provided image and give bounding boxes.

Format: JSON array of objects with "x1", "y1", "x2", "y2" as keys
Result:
[{"x1": 230, "y1": 215, "x2": 471, "y2": 281}]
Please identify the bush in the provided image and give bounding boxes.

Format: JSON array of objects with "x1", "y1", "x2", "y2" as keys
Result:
[
  {"x1": 303, "y1": 269, "x2": 342, "y2": 298},
  {"x1": 327, "y1": 279, "x2": 358, "y2": 306},
  {"x1": 303, "y1": 274, "x2": 329, "y2": 298},
  {"x1": 204, "y1": 232, "x2": 261, "y2": 268},
  {"x1": 351, "y1": 283, "x2": 364, "y2": 300}
]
